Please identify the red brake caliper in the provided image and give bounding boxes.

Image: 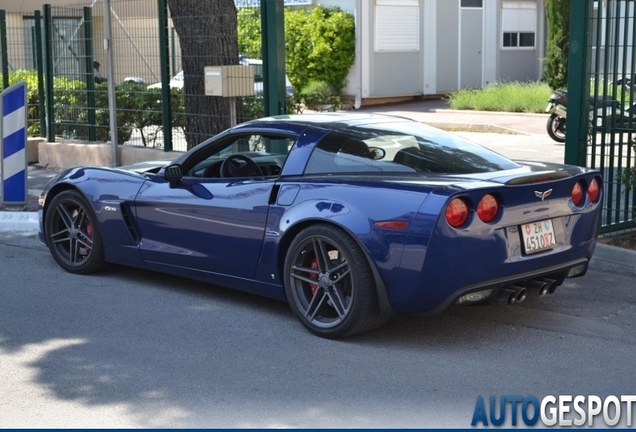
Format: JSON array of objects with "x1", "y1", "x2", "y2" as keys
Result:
[
  {"x1": 84, "y1": 223, "x2": 93, "y2": 254},
  {"x1": 309, "y1": 258, "x2": 319, "y2": 295}
]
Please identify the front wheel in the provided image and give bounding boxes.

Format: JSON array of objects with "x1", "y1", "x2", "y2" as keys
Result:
[
  {"x1": 547, "y1": 113, "x2": 566, "y2": 143},
  {"x1": 283, "y1": 224, "x2": 388, "y2": 339},
  {"x1": 45, "y1": 190, "x2": 105, "y2": 274}
]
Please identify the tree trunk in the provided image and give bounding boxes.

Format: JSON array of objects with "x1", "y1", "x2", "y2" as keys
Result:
[{"x1": 168, "y1": 0, "x2": 240, "y2": 149}]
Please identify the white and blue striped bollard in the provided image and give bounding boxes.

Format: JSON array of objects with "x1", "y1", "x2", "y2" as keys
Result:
[{"x1": 1, "y1": 81, "x2": 28, "y2": 205}]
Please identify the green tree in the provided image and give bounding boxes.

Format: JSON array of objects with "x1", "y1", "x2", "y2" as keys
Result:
[
  {"x1": 285, "y1": 6, "x2": 355, "y2": 93},
  {"x1": 545, "y1": 0, "x2": 570, "y2": 89},
  {"x1": 168, "y1": 0, "x2": 240, "y2": 149},
  {"x1": 237, "y1": 7, "x2": 262, "y2": 59},
  {"x1": 237, "y1": 5, "x2": 356, "y2": 94}
]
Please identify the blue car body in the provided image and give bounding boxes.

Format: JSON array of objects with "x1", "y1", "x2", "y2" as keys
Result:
[{"x1": 39, "y1": 113, "x2": 602, "y2": 333}]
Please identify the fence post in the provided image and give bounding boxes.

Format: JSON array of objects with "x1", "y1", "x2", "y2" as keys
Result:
[
  {"x1": 83, "y1": 7, "x2": 96, "y2": 142},
  {"x1": 34, "y1": 11, "x2": 46, "y2": 138},
  {"x1": 0, "y1": 10, "x2": 9, "y2": 90},
  {"x1": 43, "y1": 5, "x2": 55, "y2": 143},
  {"x1": 103, "y1": 0, "x2": 118, "y2": 166},
  {"x1": 564, "y1": 0, "x2": 593, "y2": 167},
  {"x1": 171, "y1": 27, "x2": 176, "y2": 79},
  {"x1": 157, "y1": 0, "x2": 172, "y2": 152},
  {"x1": 260, "y1": 0, "x2": 286, "y2": 117}
]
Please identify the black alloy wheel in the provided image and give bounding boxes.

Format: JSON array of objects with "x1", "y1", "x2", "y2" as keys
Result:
[
  {"x1": 284, "y1": 224, "x2": 387, "y2": 338},
  {"x1": 45, "y1": 190, "x2": 105, "y2": 274}
]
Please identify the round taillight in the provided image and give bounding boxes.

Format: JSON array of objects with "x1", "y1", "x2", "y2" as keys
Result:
[
  {"x1": 572, "y1": 181, "x2": 584, "y2": 206},
  {"x1": 588, "y1": 177, "x2": 600, "y2": 202},
  {"x1": 477, "y1": 194, "x2": 499, "y2": 223},
  {"x1": 446, "y1": 198, "x2": 470, "y2": 228}
]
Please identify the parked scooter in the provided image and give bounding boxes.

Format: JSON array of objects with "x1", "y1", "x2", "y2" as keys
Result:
[
  {"x1": 545, "y1": 89, "x2": 568, "y2": 142},
  {"x1": 545, "y1": 79, "x2": 633, "y2": 143}
]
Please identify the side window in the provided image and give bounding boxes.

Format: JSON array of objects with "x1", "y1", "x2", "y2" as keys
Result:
[
  {"x1": 501, "y1": 2, "x2": 536, "y2": 50},
  {"x1": 188, "y1": 134, "x2": 297, "y2": 178},
  {"x1": 305, "y1": 132, "x2": 379, "y2": 174}
]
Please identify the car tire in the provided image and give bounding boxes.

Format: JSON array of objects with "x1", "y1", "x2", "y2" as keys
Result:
[
  {"x1": 283, "y1": 224, "x2": 388, "y2": 339},
  {"x1": 45, "y1": 190, "x2": 105, "y2": 274}
]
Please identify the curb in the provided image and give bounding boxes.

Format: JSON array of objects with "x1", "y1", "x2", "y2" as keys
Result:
[
  {"x1": 426, "y1": 121, "x2": 530, "y2": 135},
  {"x1": 0, "y1": 212, "x2": 39, "y2": 231},
  {"x1": 589, "y1": 243, "x2": 636, "y2": 277}
]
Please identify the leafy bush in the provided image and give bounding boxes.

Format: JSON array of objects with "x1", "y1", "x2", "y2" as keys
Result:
[
  {"x1": 545, "y1": 0, "x2": 570, "y2": 89},
  {"x1": 300, "y1": 80, "x2": 343, "y2": 111},
  {"x1": 241, "y1": 93, "x2": 304, "y2": 122},
  {"x1": 4, "y1": 70, "x2": 44, "y2": 136},
  {"x1": 237, "y1": 7, "x2": 262, "y2": 60},
  {"x1": 237, "y1": 5, "x2": 356, "y2": 95},
  {"x1": 4, "y1": 70, "x2": 183, "y2": 146}
]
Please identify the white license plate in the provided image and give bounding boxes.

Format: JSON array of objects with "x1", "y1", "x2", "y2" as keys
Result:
[
  {"x1": 545, "y1": 103, "x2": 555, "y2": 113},
  {"x1": 521, "y1": 220, "x2": 557, "y2": 254}
]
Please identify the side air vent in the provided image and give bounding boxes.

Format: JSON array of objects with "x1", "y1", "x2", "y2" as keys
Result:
[{"x1": 120, "y1": 204, "x2": 139, "y2": 243}]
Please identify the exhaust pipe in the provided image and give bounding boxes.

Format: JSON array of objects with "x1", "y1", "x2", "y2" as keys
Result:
[
  {"x1": 497, "y1": 286, "x2": 527, "y2": 305},
  {"x1": 537, "y1": 278, "x2": 559, "y2": 294},
  {"x1": 525, "y1": 280, "x2": 550, "y2": 297},
  {"x1": 509, "y1": 285, "x2": 527, "y2": 303},
  {"x1": 497, "y1": 288, "x2": 517, "y2": 305}
]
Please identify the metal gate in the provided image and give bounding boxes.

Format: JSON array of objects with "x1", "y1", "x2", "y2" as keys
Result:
[{"x1": 567, "y1": 0, "x2": 636, "y2": 235}]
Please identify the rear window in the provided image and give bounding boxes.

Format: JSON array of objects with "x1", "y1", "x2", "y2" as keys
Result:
[{"x1": 304, "y1": 121, "x2": 520, "y2": 175}]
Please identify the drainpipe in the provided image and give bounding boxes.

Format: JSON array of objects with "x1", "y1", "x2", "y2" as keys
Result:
[{"x1": 354, "y1": 0, "x2": 362, "y2": 109}]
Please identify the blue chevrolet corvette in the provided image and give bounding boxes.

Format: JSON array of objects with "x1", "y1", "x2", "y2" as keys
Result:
[{"x1": 39, "y1": 113, "x2": 602, "y2": 338}]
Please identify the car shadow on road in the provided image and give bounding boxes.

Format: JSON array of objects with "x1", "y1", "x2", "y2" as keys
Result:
[{"x1": 3, "y1": 250, "x2": 636, "y2": 427}]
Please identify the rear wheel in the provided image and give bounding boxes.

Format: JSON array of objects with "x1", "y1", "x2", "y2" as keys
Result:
[
  {"x1": 283, "y1": 224, "x2": 387, "y2": 338},
  {"x1": 547, "y1": 113, "x2": 566, "y2": 143},
  {"x1": 45, "y1": 190, "x2": 105, "y2": 274}
]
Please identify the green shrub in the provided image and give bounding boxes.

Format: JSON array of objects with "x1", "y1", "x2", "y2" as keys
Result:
[
  {"x1": 545, "y1": 0, "x2": 570, "y2": 89},
  {"x1": 285, "y1": 6, "x2": 355, "y2": 94},
  {"x1": 241, "y1": 93, "x2": 304, "y2": 121},
  {"x1": 237, "y1": 5, "x2": 356, "y2": 96},
  {"x1": 4, "y1": 70, "x2": 43, "y2": 136},
  {"x1": 237, "y1": 7, "x2": 263, "y2": 60},
  {"x1": 300, "y1": 80, "x2": 343, "y2": 111}
]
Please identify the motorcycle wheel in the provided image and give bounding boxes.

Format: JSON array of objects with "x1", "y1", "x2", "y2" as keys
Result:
[{"x1": 547, "y1": 113, "x2": 566, "y2": 143}]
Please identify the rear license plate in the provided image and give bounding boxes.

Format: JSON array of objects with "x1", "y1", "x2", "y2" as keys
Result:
[
  {"x1": 545, "y1": 102, "x2": 555, "y2": 112},
  {"x1": 521, "y1": 220, "x2": 556, "y2": 254}
]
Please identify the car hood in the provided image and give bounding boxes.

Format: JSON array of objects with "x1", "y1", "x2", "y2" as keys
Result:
[{"x1": 116, "y1": 160, "x2": 172, "y2": 174}]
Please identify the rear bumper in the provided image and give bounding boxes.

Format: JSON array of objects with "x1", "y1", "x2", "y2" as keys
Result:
[{"x1": 416, "y1": 258, "x2": 589, "y2": 316}]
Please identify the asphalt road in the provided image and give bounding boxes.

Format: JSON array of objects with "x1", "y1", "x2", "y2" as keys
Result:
[{"x1": 1, "y1": 231, "x2": 635, "y2": 428}]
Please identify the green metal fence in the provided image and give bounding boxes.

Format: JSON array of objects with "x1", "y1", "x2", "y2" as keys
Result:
[
  {"x1": 0, "y1": 9, "x2": 46, "y2": 137},
  {"x1": 567, "y1": 0, "x2": 636, "y2": 236},
  {"x1": 1, "y1": 1, "x2": 280, "y2": 153}
]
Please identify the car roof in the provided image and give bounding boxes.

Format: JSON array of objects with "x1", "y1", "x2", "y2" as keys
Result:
[{"x1": 238, "y1": 112, "x2": 416, "y2": 130}]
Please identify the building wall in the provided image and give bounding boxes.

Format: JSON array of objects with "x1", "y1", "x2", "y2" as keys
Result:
[
  {"x1": 496, "y1": 0, "x2": 544, "y2": 83},
  {"x1": 436, "y1": 0, "x2": 459, "y2": 93},
  {"x1": 363, "y1": 0, "x2": 423, "y2": 98}
]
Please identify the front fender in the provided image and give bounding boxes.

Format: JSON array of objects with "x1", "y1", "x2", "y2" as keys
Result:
[{"x1": 40, "y1": 167, "x2": 148, "y2": 268}]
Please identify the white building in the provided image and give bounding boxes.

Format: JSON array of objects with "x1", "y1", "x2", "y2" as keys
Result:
[{"x1": 3, "y1": 0, "x2": 546, "y2": 106}]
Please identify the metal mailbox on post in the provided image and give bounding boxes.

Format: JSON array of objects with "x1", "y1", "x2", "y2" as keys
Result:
[{"x1": 204, "y1": 65, "x2": 255, "y2": 127}]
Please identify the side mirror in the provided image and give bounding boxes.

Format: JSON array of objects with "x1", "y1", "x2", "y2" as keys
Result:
[
  {"x1": 164, "y1": 164, "x2": 183, "y2": 182},
  {"x1": 369, "y1": 147, "x2": 386, "y2": 160}
]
